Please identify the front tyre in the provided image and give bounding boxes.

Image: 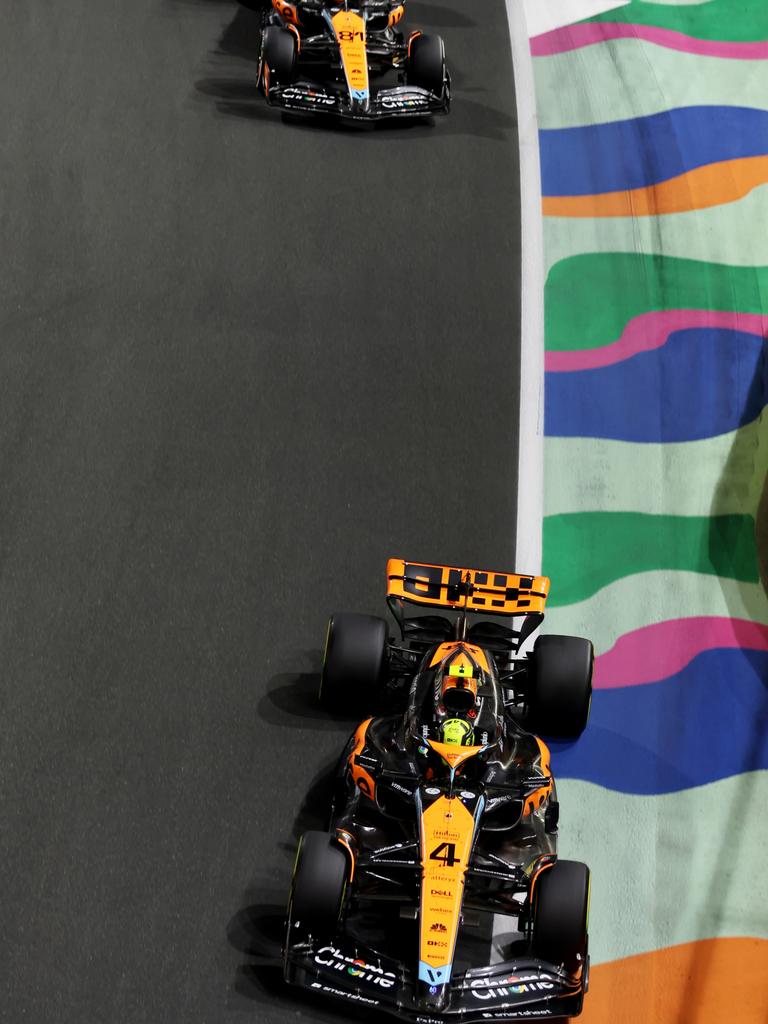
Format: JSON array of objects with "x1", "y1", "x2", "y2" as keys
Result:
[
  {"x1": 407, "y1": 34, "x2": 446, "y2": 96},
  {"x1": 288, "y1": 831, "x2": 348, "y2": 937},
  {"x1": 532, "y1": 859, "x2": 590, "y2": 974},
  {"x1": 258, "y1": 26, "x2": 297, "y2": 93}
]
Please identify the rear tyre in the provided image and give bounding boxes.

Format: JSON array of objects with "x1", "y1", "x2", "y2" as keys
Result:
[
  {"x1": 259, "y1": 26, "x2": 296, "y2": 91},
  {"x1": 533, "y1": 859, "x2": 590, "y2": 973},
  {"x1": 527, "y1": 634, "x2": 593, "y2": 738},
  {"x1": 289, "y1": 831, "x2": 348, "y2": 936},
  {"x1": 407, "y1": 34, "x2": 446, "y2": 96},
  {"x1": 319, "y1": 613, "x2": 387, "y2": 713}
]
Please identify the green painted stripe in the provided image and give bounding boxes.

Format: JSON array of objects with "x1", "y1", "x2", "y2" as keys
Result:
[
  {"x1": 543, "y1": 512, "x2": 758, "y2": 607},
  {"x1": 545, "y1": 254, "x2": 768, "y2": 351},
  {"x1": 544, "y1": 185, "x2": 768, "y2": 276},
  {"x1": 556, "y1": 773, "x2": 768, "y2": 964},
  {"x1": 587, "y1": 0, "x2": 768, "y2": 42},
  {"x1": 544, "y1": 421, "x2": 768, "y2": 519},
  {"x1": 534, "y1": 44, "x2": 768, "y2": 130},
  {"x1": 544, "y1": 571, "x2": 768, "y2": 654}
]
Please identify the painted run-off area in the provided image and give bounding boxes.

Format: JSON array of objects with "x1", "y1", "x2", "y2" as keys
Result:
[{"x1": 529, "y1": 0, "x2": 768, "y2": 1009}]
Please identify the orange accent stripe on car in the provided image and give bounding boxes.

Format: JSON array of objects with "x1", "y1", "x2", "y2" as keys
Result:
[
  {"x1": 523, "y1": 737, "x2": 553, "y2": 815},
  {"x1": 335, "y1": 829, "x2": 356, "y2": 882},
  {"x1": 535, "y1": 736, "x2": 552, "y2": 777},
  {"x1": 348, "y1": 718, "x2": 376, "y2": 800},
  {"x1": 388, "y1": 4, "x2": 405, "y2": 27},
  {"x1": 528, "y1": 856, "x2": 555, "y2": 907},
  {"x1": 428, "y1": 642, "x2": 490, "y2": 673},
  {"x1": 286, "y1": 23, "x2": 300, "y2": 53},
  {"x1": 273, "y1": 0, "x2": 301, "y2": 25}
]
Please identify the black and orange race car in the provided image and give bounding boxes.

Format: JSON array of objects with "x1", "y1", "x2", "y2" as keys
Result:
[
  {"x1": 283, "y1": 558, "x2": 594, "y2": 1022},
  {"x1": 253, "y1": 0, "x2": 450, "y2": 120}
]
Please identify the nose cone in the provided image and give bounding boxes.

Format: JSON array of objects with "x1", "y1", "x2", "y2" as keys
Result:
[
  {"x1": 417, "y1": 978, "x2": 449, "y2": 1010},
  {"x1": 349, "y1": 88, "x2": 370, "y2": 115},
  {"x1": 331, "y1": 9, "x2": 370, "y2": 116}
]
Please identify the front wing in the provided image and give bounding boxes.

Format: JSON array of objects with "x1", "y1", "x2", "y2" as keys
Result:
[
  {"x1": 284, "y1": 936, "x2": 586, "y2": 1022},
  {"x1": 266, "y1": 82, "x2": 449, "y2": 119}
]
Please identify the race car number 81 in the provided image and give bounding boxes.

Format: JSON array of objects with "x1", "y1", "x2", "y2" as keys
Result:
[{"x1": 337, "y1": 30, "x2": 365, "y2": 41}]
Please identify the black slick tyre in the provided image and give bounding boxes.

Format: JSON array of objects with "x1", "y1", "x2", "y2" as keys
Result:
[
  {"x1": 259, "y1": 26, "x2": 296, "y2": 91},
  {"x1": 407, "y1": 34, "x2": 446, "y2": 95},
  {"x1": 532, "y1": 859, "x2": 590, "y2": 973},
  {"x1": 527, "y1": 634, "x2": 593, "y2": 738},
  {"x1": 288, "y1": 831, "x2": 348, "y2": 936},
  {"x1": 319, "y1": 613, "x2": 387, "y2": 713}
]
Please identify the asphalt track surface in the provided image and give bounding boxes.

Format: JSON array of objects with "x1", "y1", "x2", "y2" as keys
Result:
[{"x1": 1, "y1": 2, "x2": 521, "y2": 1022}]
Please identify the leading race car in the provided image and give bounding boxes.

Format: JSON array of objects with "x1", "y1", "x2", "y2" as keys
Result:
[
  {"x1": 283, "y1": 558, "x2": 594, "y2": 1022},
  {"x1": 254, "y1": 0, "x2": 450, "y2": 121}
]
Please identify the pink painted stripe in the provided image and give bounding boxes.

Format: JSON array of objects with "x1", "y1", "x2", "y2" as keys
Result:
[
  {"x1": 545, "y1": 310, "x2": 768, "y2": 372},
  {"x1": 595, "y1": 617, "x2": 768, "y2": 689},
  {"x1": 531, "y1": 22, "x2": 768, "y2": 60}
]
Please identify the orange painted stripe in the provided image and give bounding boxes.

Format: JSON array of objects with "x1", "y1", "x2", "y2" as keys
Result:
[
  {"x1": 582, "y1": 938, "x2": 768, "y2": 1024},
  {"x1": 542, "y1": 155, "x2": 768, "y2": 218}
]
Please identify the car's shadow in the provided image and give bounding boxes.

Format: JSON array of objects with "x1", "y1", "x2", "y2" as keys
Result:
[
  {"x1": 226, "y1": 888, "x2": 396, "y2": 1023},
  {"x1": 228, "y1": 656, "x2": 363, "y2": 1017}
]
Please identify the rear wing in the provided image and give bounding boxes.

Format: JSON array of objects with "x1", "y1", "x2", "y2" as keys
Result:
[{"x1": 386, "y1": 558, "x2": 550, "y2": 616}]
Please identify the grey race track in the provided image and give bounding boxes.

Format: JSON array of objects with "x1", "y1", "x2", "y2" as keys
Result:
[{"x1": 0, "y1": 2, "x2": 521, "y2": 1021}]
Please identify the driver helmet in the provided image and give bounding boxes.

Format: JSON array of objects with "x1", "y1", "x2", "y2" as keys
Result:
[{"x1": 440, "y1": 717, "x2": 475, "y2": 747}]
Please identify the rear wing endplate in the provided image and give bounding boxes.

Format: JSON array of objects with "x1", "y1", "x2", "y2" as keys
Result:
[{"x1": 386, "y1": 558, "x2": 550, "y2": 616}]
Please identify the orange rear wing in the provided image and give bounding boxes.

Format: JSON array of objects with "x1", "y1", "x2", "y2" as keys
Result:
[{"x1": 386, "y1": 558, "x2": 550, "y2": 616}]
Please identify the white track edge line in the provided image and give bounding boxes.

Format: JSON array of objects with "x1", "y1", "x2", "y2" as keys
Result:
[
  {"x1": 490, "y1": 0, "x2": 545, "y2": 960},
  {"x1": 508, "y1": 0, "x2": 545, "y2": 577}
]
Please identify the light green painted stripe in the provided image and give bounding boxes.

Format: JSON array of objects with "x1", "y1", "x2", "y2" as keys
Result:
[
  {"x1": 543, "y1": 422, "x2": 768, "y2": 518},
  {"x1": 544, "y1": 512, "x2": 758, "y2": 607},
  {"x1": 587, "y1": 0, "x2": 768, "y2": 41},
  {"x1": 543, "y1": 185, "x2": 768, "y2": 275},
  {"x1": 556, "y1": 773, "x2": 768, "y2": 964},
  {"x1": 545, "y1": 254, "x2": 768, "y2": 351},
  {"x1": 543, "y1": 571, "x2": 768, "y2": 653},
  {"x1": 534, "y1": 44, "x2": 768, "y2": 130}
]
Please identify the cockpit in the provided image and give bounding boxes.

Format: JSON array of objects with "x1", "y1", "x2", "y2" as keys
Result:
[{"x1": 404, "y1": 642, "x2": 505, "y2": 768}]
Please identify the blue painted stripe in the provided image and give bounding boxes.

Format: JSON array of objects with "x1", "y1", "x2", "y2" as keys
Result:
[
  {"x1": 547, "y1": 648, "x2": 768, "y2": 794},
  {"x1": 419, "y1": 962, "x2": 452, "y2": 984},
  {"x1": 539, "y1": 106, "x2": 768, "y2": 197},
  {"x1": 544, "y1": 327, "x2": 768, "y2": 442}
]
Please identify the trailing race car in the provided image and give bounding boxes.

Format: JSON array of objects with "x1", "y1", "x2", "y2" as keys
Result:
[
  {"x1": 283, "y1": 558, "x2": 594, "y2": 1021},
  {"x1": 254, "y1": 0, "x2": 450, "y2": 121}
]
